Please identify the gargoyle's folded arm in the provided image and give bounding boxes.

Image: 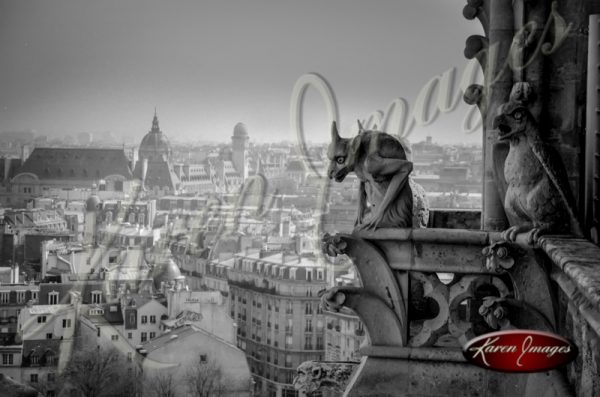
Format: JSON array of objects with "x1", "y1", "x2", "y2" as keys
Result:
[{"x1": 365, "y1": 153, "x2": 413, "y2": 177}]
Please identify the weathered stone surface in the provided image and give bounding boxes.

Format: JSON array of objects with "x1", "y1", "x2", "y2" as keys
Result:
[{"x1": 293, "y1": 361, "x2": 358, "y2": 395}]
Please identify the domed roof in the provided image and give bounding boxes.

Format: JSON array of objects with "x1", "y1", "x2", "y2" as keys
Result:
[
  {"x1": 151, "y1": 256, "x2": 184, "y2": 290},
  {"x1": 286, "y1": 159, "x2": 307, "y2": 172},
  {"x1": 139, "y1": 111, "x2": 172, "y2": 156},
  {"x1": 86, "y1": 195, "x2": 102, "y2": 212},
  {"x1": 233, "y1": 122, "x2": 248, "y2": 137}
]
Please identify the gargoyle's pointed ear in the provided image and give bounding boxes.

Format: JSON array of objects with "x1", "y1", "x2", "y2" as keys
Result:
[
  {"x1": 331, "y1": 121, "x2": 340, "y2": 142},
  {"x1": 357, "y1": 120, "x2": 365, "y2": 133}
]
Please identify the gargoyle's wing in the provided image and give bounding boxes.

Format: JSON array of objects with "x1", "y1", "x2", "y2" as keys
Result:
[{"x1": 530, "y1": 139, "x2": 583, "y2": 236}]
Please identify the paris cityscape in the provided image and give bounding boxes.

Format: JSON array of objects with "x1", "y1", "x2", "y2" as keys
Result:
[{"x1": 0, "y1": 107, "x2": 482, "y2": 396}]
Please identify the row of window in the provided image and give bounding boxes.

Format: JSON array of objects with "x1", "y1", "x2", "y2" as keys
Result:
[
  {"x1": 0, "y1": 291, "x2": 38, "y2": 304},
  {"x1": 140, "y1": 315, "x2": 156, "y2": 324}
]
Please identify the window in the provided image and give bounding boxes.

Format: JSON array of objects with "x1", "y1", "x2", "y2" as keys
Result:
[
  {"x1": 128, "y1": 332, "x2": 132, "y2": 339},
  {"x1": 200, "y1": 354, "x2": 207, "y2": 363},
  {"x1": 48, "y1": 291, "x2": 60, "y2": 305},
  {"x1": 141, "y1": 332, "x2": 147, "y2": 342},
  {"x1": 91, "y1": 291, "x2": 102, "y2": 304},
  {"x1": 32, "y1": 291, "x2": 38, "y2": 301},
  {"x1": 37, "y1": 316, "x2": 47, "y2": 323},
  {"x1": 285, "y1": 354, "x2": 292, "y2": 368},
  {"x1": 150, "y1": 315, "x2": 156, "y2": 324},
  {"x1": 30, "y1": 374, "x2": 38, "y2": 383},
  {"x1": 305, "y1": 303, "x2": 313, "y2": 315},
  {"x1": 0, "y1": 292, "x2": 9, "y2": 304},
  {"x1": 111, "y1": 335, "x2": 119, "y2": 341},
  {"x1": 286, "y1": 301, "x2": 293, "y2": 314},
  {"x1": 304, "y1": 336, "x2": 313, "y2": 350},
  {"x1": 30, "y1": 355, "x2": 39, "y2": 365},
  {"x1": 305, "y1": 319, "x2": 313, "y2": 332},
  {"x1": 48, "y1": 373, "x2": 55, "y2": 382},
  {"x1": 285, "y1": 335, "x2": 293, "y2": 348},
  {"x1": 316, "y1": 335, "x2": 324, "y2": 350},
  {"x1": 149, "y1": 332, "x2": 156, "y2": 339},
  {"x1": 97, "y1": 328, "x2": 101, "y2": 337},
  {"x1": 46, "y1": 333, "x2": 52, "y2": 339},
  {"x1": 127, "y1": 352, "x2": 132, "y2": 362},
  {"x1": 16, "y1": 291, "x2": 26, "y2": 303},
  {"x1": 141, "y1": 315, "x2": 147, "y2": 324},
  {"x1": 62, "y1": 319, "x2": 71, "y2": 328},
  {"x1": 2, "y1": 353, "x2": 13, "y2": 365}
]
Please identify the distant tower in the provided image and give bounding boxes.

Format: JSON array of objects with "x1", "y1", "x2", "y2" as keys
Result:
[
  {"x1": 84, "y1": 195, "x2": 102, "y2": 246},
  {"x1": 231, "y1": 123, "x2": 249, "y2": 180}
]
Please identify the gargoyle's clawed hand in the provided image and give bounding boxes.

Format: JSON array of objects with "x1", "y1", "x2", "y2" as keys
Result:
[
  {"x1": 501, "y1": 225, "x2": 527, "y2": 242},
  {"x1": 526, "y1": 224, "x2": 551, "y2": 246}
]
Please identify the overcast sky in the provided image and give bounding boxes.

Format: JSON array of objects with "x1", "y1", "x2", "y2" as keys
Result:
[{"x1": 0, "y1": 0, "x2": 483, "y2": 145}]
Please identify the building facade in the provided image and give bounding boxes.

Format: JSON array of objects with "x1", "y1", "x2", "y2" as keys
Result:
[{"x1": 227, "y1": 250, "x2": 328, "y2": 397}]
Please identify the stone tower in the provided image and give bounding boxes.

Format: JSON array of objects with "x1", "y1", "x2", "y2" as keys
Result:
[{"x1": 231, "y1": 122, "x2": 249, "y2": 180}]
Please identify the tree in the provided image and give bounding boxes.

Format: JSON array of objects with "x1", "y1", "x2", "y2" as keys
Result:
[
  {"x1": 58, "y1": 346, "x2": 139, "y2": 397},
  {"x1": 184, "y1": 355, "x2": 225, "y2": 397},
  {"x1": 144, "y1": 372, "x2": 178, "y2": 397}
]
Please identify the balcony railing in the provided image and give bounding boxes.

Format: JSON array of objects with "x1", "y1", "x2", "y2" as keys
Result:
[{"x1": 307, "y1": 226, "x2": 591, "y2": 396}]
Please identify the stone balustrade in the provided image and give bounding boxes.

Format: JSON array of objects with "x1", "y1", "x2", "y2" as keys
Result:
[{"x1": 295, "y1": 225, "x2": 600, "y2": 396}]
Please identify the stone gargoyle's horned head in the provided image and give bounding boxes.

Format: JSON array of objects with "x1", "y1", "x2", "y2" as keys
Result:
[{"x1": 327, "y1": 121, "x2": 357, "y2": 182}]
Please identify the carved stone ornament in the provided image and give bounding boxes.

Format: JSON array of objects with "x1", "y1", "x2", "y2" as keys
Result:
[
  {"x1": 293, "y1": 361, "x2": 358, "y2": 395},
  {"x1": 482, "y1": 241, "x2": 515, "y2": 273},
  {"x1": 478, "y1": 296, "x2": 512, "y2": 330}
]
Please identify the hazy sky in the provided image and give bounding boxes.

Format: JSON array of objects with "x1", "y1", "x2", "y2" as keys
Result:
[{"x1": 0, "y1": 0, "x2": 483, "y2": 145}]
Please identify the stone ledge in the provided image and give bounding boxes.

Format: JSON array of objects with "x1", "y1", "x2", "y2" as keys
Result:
[{"x1": 539, "y1": 236, "x2": 600, "y2": 310}]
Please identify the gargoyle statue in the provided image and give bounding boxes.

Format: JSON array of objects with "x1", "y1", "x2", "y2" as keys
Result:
[
  {"x1": 492, "y1": 83, "x2": 583, "y2": 244},
  {"x1": 327, "y1": 121, "x2": 428, "y2": 230}
]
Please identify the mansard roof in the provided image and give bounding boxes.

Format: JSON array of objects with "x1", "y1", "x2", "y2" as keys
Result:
[{"x1": 16, "y1": 147, "x2": 133, "y2": 180}]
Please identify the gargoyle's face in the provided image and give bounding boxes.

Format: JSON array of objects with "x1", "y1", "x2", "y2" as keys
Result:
[
  {"x1": 327, "y1": 138, "x2": 353, "y2": 182},
  {"x1": 492, "y1": 104, "x2": 529, "y2": 141},
  {"x1": 327, "y1": 122, "x2": 355, "y2": 182}
]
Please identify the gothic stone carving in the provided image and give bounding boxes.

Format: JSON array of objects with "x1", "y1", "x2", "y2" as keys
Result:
[
  {"x1": 293, "y1": 361, "x2": 357, "y2": 395},
  {"x1": 482, "y1": 241, "x2": 516, "y2": 273},
  {"x1": 326, "y1": 121, "x2": 428, "y2": 230},
  {"x1": 493, "y1": 82, "x2": 583, "y2": 244}
]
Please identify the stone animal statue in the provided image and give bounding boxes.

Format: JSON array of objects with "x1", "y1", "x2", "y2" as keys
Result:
[
  {"x1": 327, "y1": 121, "x2": 428, "y2": 230},
  {"x1": 492, "y1": 84, "x2": 583, "y2": 244}
]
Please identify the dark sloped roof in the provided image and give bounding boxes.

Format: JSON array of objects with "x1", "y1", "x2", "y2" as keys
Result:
[
  {"x1": 133, "y1": 160, "x2": 179, "y2": 190},
  {"x1": 22, "y1": 339, "x2": 61, "y2": 367},
  {"x1": 16, "y1": 147, "x2": 133, "y2": 180},
  {"x1": 39, "y1": 281, "x2": 106, "y2": 305}
]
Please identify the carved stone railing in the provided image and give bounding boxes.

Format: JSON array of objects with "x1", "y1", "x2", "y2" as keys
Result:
[
  {"x1": 314, "y1": 228, "x2": 574, "y2": 397},
  {"x1": 539, "y1": 237, "x2": 600, "y2": 397}
]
